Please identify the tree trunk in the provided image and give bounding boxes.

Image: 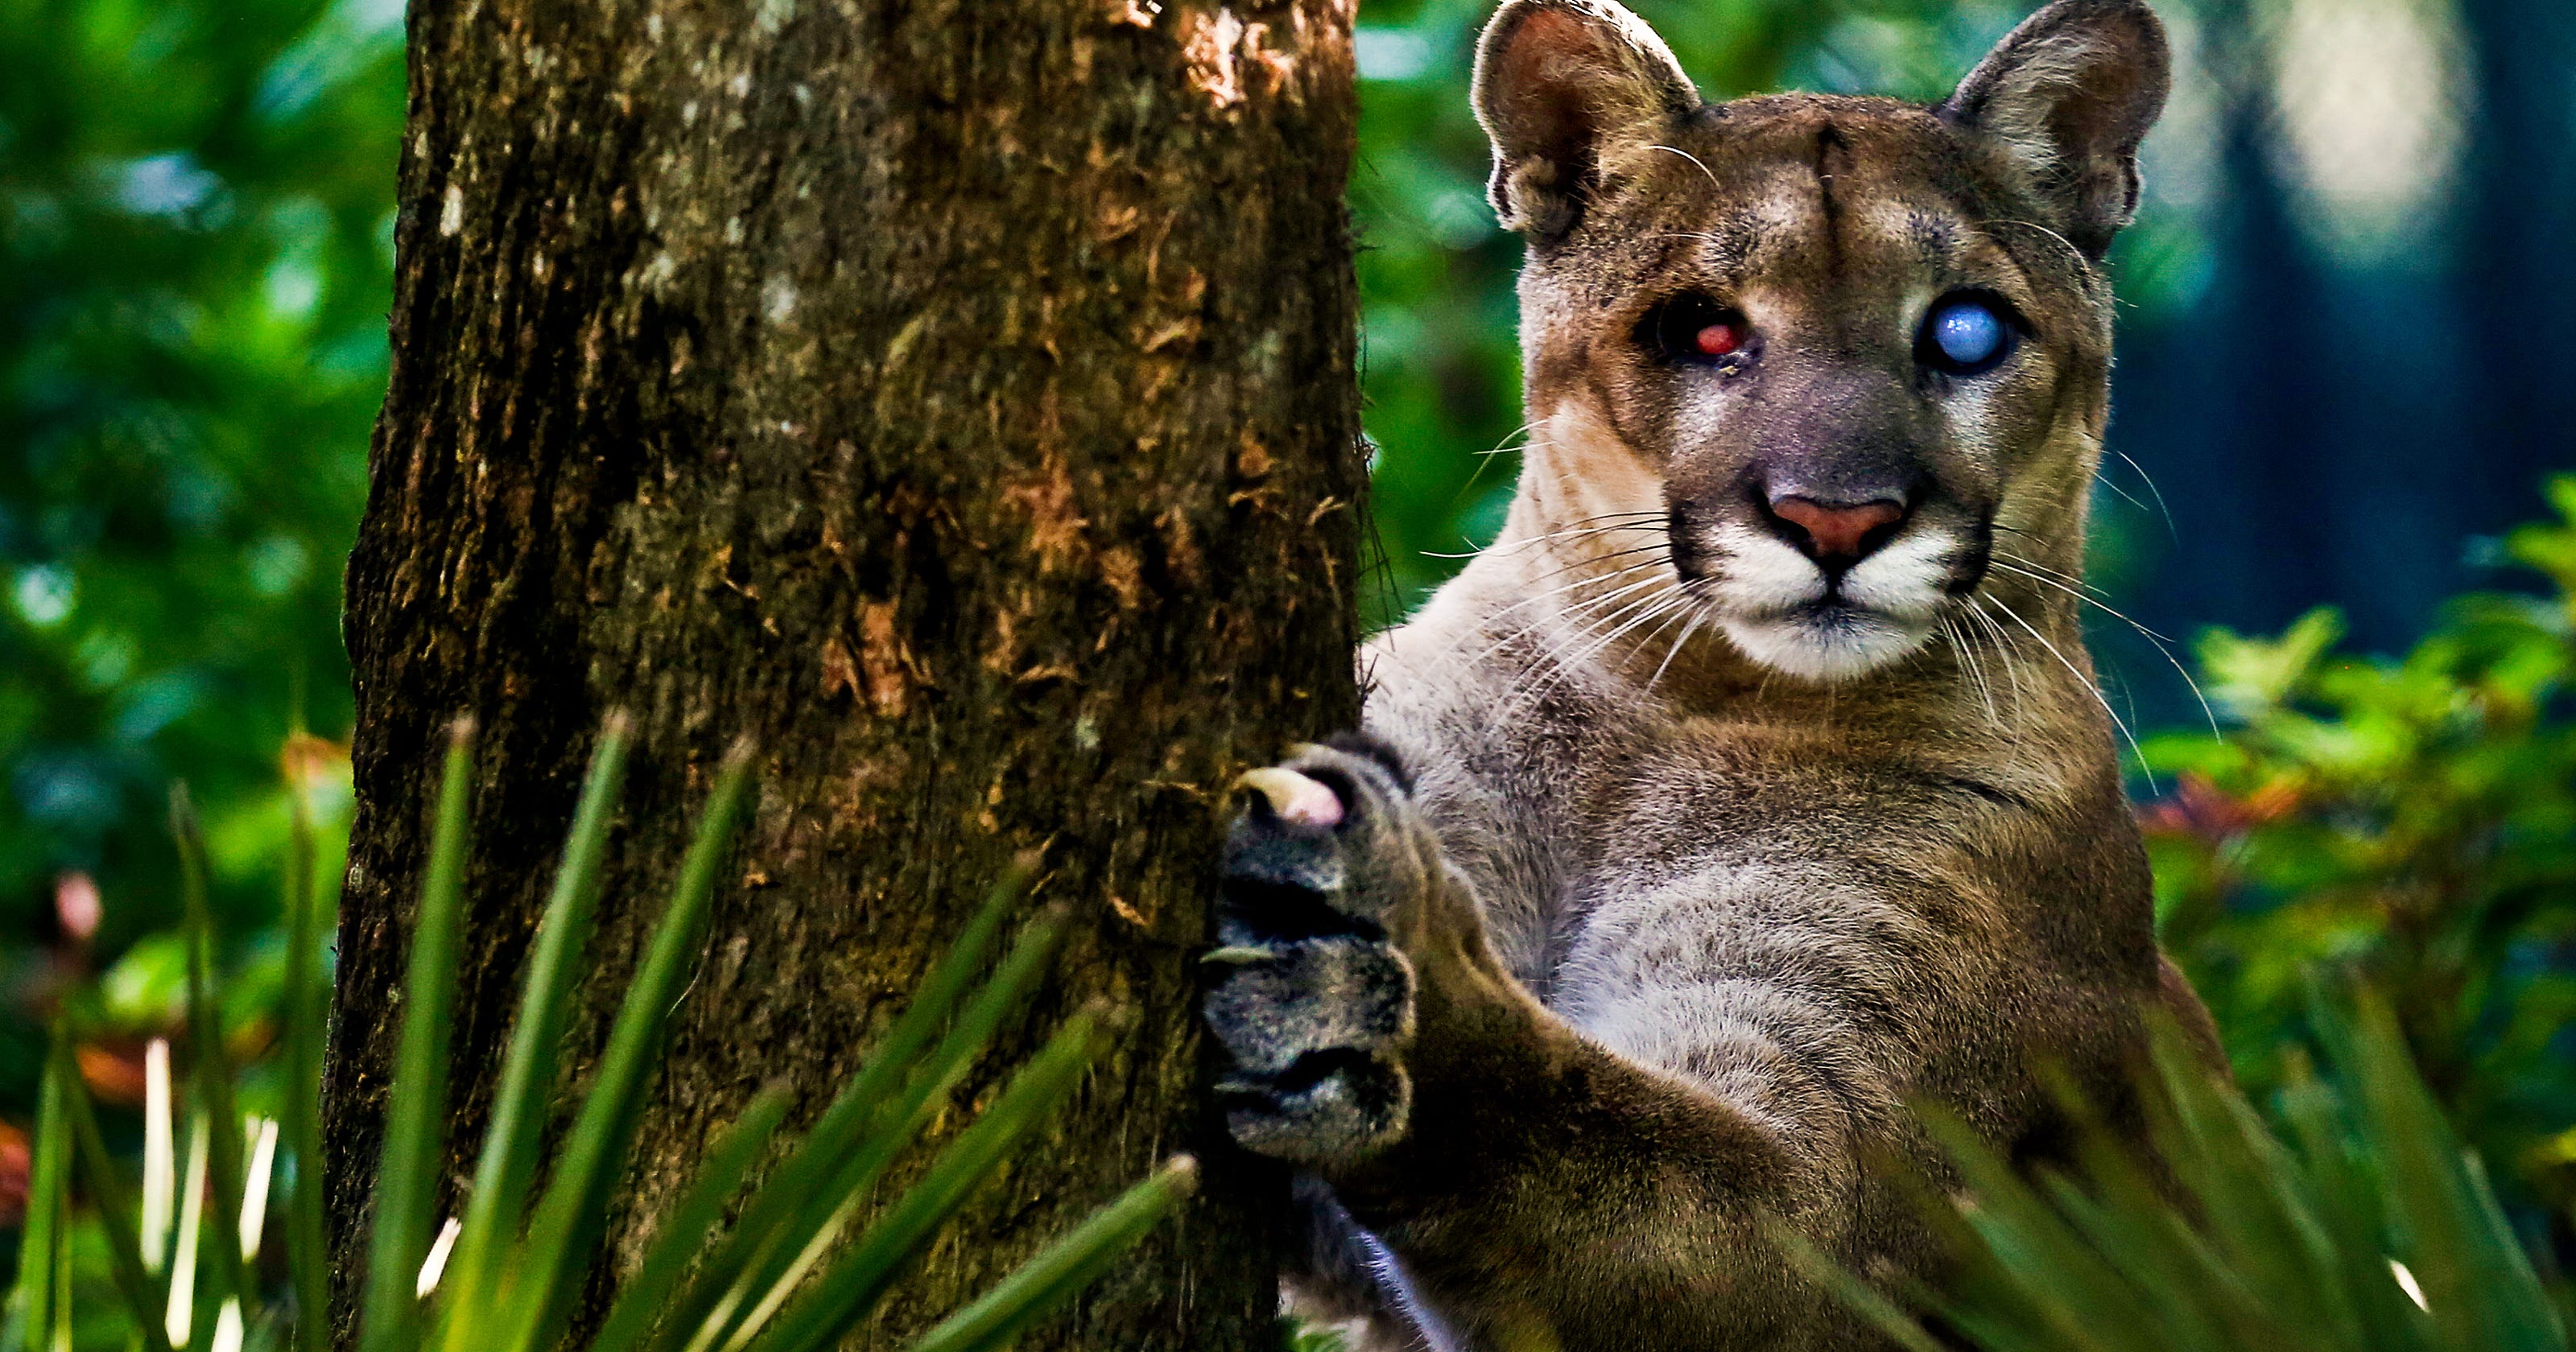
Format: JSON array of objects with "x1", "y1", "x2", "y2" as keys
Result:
[{"x1": 325, "y1": 2, "x2": 1362, "y2": 1348}]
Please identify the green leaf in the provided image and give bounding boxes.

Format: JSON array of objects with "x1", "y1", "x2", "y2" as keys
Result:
[
  {"x1": 283, "y1": 763, "x2": 333, "y2": 1352},
  {"x1": 703, "y1": 900, "x2": 1071, "y2": 1351},
  {"x1": 1763, "y1": 1212, "x2": 1950, "y2": 1352},
  {"x1": 2199, "y1": 609, "x2": 2345, "y2": 718},
  {"x1": 56, "y1": 1033, "x2": 178, "y2": 1352},
  {"x1": 433, "y1": 715, "x2": 634, "y2": 1347},
  {"x1": 2334, "y1": 991, "x2": 2564, "y2": 1352},
  {"x1": 359, "y1": 719, "x2": 479, "y2": 1352},
  {"x1": 587, "y1": 1089, "x2": 794, "y2": 1352},
  {"x1": 172, "y1": 785, "x2": 258, "y2": 1329},
  {"x1": 640, "y1": 867, "x2": 1037, "y2": 1352},
  {"x1": 495, "y1": 737, "x2": 758, "y2": 1352},
  {"x1": 1794, "y1": 992, "x2": 2567, "y2": 1352},
  {"x1": 739, "y1": 1010, "x2": 1108, "y2": 1352},
  {"x1": 901, "y1": 1155, "x2": 1199, "y2": 1352},
  {"x1": 9, "y1": 1028, "x2": 71, "y2": 1352}
]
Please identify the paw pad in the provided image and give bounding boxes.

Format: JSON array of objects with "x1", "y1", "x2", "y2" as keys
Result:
[
  {"x1": 1206, "y1": 744, "x2": 1428, "y2": 1163},
  {"x1": 1237, "y1": 767, "x2": 1345, "y2": 829}
]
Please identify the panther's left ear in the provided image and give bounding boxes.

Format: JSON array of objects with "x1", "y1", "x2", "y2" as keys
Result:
[{"x1": 1940, "y1": 0, "x2": 2170, "y2": 258}]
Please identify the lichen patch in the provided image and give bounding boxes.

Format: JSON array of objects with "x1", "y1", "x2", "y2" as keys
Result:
[
  {"x1": 857, "y1": 600, "x2": 910, "y2": 716},
  {"x1": 1004, "y1": 448, "x2": 1088, "y2": 571},
  {"x1": 1182, "y1": 8, "x2": 1247, "y2": 107}
]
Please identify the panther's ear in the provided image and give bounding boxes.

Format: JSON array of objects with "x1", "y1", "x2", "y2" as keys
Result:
[
  {"x1": 1473, "y1": 0, "x2": 1700, "y2": 241},
  {"x1": 1940, "y1": 0, "x2": 2169, "y2": 258}
]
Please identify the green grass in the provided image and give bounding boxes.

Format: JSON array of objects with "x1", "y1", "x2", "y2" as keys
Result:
[
  {"x1": 1777, "y1": 990, "x2": 2570, "y2": 1352},
  {"x1": 6, "y1": 719, "x2": 1190, "y2": 1352}
]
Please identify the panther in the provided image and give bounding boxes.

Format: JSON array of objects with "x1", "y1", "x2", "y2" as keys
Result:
[{"x1": 1203, "y1": 2, "x2": 2215, "y2": 1347}]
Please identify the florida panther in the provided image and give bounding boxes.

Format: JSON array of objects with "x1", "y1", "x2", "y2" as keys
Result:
[{"x1": 1202, "y1": 2, "x2": 2216, "y2": 1347}]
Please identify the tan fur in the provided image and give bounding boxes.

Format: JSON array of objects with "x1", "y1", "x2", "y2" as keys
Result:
[{"x1": 1209, "y1": 4, "x2": 2215, "y2": 1348}]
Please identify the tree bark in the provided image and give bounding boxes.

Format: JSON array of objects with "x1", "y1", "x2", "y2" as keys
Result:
[{"x1": 325, "y1": 2, "x2": 1362, "y2": 1349}]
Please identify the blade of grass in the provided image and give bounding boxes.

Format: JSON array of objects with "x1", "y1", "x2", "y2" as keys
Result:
[
  {"x1": 497, "y1": 739, "x2": 758, "y2": 1352},
  {"x1": 2033, "y1": 1053, "x2": 2314, "y2": 1352},
  {"x1": 56, "y1": 1033, "x2": 177, "y2": 1352},
  {"x1": 588, "y1": 1089, "x2": 793, "y2": 1352},
  {"x1": 1916, "y1": 1106, "x2": 2172, "y2": 1352},
  {"x1": 901, "y1": 1155, "x2": 1199, "y2": 1352},
  {"x1": 1761, "y1": 1213, "x2": 1951, "y2": 1352},
  {"x1": 171, "y1": 785, "x2": 256, "y2": 1329},
  {"x1": 2270, "y1": 1057, "x2": 2430, "y2": 1350},
  {"x1": 359, "y1": 719, "x2": 478, "y2": 1352},
  {"x1": 142, "y1": 1039, "x2": 175, "y2": 1276},
  {"x1": 435, "y1": 715, "x2": 634, "y2": 1349},
  {"x1": 640, "y1": 866, "x2": 1035, "y2": 1352},
  {"x1": 2029, "y1": 1168, "x2": 2273, "y2": 1352},
  {"x1": 167, "y1": 1112, "x2": 208, "y2": 1349},
  {"x1": 11, "y1": 1028, "x2": 70, "y2": 1352},
  {"x1": 700, "y1": 903, "x2": 1071, "y2": 1352},
  {"x1": 2155, "y1": 1051, "x2": 2368, "y2": 1349},
  {"x1": 2338, "y1": 990, "x2": 2563, "y2": 1352},
  {"x1": 283, "y1": 742, "x2": 332, "y2": 1352},
  {"x1": 738, "y1": 1011, "x2": 1107, "y2": 1352}
]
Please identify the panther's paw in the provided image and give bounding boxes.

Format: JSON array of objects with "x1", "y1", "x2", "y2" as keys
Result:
[{"x1": 1204, "y1": 738, "x2": 1426, "y2": 1164}]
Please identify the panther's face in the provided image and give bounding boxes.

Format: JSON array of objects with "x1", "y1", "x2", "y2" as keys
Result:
[{"x1": 1476, "y1": 0, "x2": 2165, "y2": 683}]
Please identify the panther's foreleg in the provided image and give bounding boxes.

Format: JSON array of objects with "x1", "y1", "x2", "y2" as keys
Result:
[{"x1": 1204, "y1": 740, "x2": 1881, "y2": 1350}]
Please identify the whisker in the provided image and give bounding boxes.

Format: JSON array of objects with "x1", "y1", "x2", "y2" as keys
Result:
[
  {"x1": 1470, "y1": 513, "x2": 1669, "y2": 559},
  {"x1": 2105, "y1": 446, "x2": 2179, "y2": 543},
  {"x1": 1969, "y1": 598, "x2": 2029, "y2": 728},
  {"x1": 1497, "y1": 583, "x2": 1682, "y2": 712},
  {"x1": 1430, "y1": 563, "x2": 1678, "y2": 683},
  {"x1": 1468, "y1": 554, "x2": 1671, "y2": 620},
  {"x1": 1505, "y1": 545, "x2": 1677, "y2": 595},
  {"x1": 1645, "y1": 604, "x2": 1711, "y2": 699},
  {"x1": 1988, "y1": 545, "x2": 2107, "y2": 599},
  {"x1": 1455, "y1": 421, "x2": 1544, "y2": 503},
  {"x1": 1520, "y1": 592, "x2": 1688, "y2": 711},
  {"x1": 1982, "y1": 593, "x2": 2157, "y2": 793},
  {"x1": 1974, "y1": 217, "x2": 2088, "y2": 274},
  {"x1": 1502, "y1": 560, "x2": 1673, "y2": 619},
  {"x1": 1984, "y1": 558, "x2": 2218, "y2": 739},
  {"x1": 1944, "y1": 615, "x2": 2000, "y2": 729},
  {"x1": 2087, "y1": 467, "x2": 2154, "y2": 518},
  {"x1": 1645, "y1": 145, "x2": 1721, "y2": 192},
  {"x1": 1481, "y1": 421, "x2": 1539, "y2": 460},
  {"x1": 1987, "y1": 557, "x2": 2149, "y2": 633},
  {"x1": 1439, "y1": 533, "x2": 1668, "y2": 569}
]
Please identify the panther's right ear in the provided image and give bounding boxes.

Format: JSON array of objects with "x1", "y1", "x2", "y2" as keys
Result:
[{"x1": 1472, "y1": 0, "x2": 1700, "y2": 241}]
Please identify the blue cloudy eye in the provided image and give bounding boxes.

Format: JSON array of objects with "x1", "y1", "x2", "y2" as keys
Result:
[{"x1": 1923, "y1": 296, "x2": 2013, "y2": 375}]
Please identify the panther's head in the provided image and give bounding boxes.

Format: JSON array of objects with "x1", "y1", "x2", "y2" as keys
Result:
[{"x1": 1476, "y1": 0, "x2": 2168, "y2": 682}]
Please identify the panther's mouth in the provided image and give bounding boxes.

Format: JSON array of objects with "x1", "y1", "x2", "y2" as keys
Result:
[
  {"x1": 1692, "y1": 522, "x2": 1962, "y2": 681},
  {"x1": 1781, "y1": 593, "x2": 1896, "y2": 621},
  {"x1": 1718, "y1": 600, "x2": 1936, "y2": 682}
]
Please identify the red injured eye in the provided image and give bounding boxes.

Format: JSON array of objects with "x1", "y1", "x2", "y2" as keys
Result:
[{"x1": 1644, "y1": 295, "x2": 1752, "y2": 368}]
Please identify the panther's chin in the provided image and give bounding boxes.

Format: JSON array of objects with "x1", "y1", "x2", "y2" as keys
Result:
[{"x1": 1718, "y1": 603, "x2": 1935, "y2": 682}]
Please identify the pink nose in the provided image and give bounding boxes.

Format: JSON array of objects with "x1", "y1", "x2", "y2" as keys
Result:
[{"x1": 1768, "y1": 495, "x2": 1907, "y2": 565}]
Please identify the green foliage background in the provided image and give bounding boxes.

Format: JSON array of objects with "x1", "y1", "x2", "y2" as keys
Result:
[
  {"x1": 6, "y1": 0, "x2": 2575, "y2": 1317},
  {"x1": 0, "y1": 0, "x2": 394, "y2": 967},
  {"x1": 2140, "y1": 488, "x2": 2576, "y2": 1260}
]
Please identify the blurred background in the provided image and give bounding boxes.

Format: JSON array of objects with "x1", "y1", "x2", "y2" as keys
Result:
[
  {"x1": 0, "y1": 0, "x2": 394, "y2": 1259},
  {"x1": 6, "y1": 0, "x2": 2576, "y2": 1315}
]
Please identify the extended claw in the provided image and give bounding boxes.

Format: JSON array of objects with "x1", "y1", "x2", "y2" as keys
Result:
[
  {"x1": 1236, "y1": 767, "x2": 1344, "y2": 830},
  {"x1": 1199, "y1": 944, "x2": 1278, "y2": 967}
]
